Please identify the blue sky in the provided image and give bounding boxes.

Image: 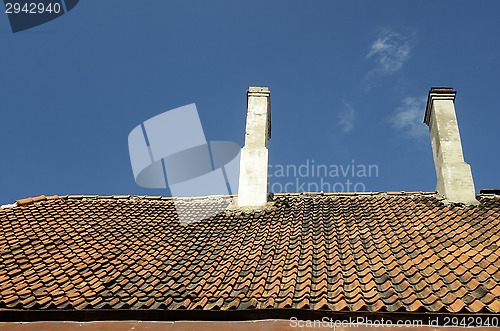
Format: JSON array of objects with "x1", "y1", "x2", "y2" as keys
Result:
[{"x1": 1, "y1": 0, "x2": 499, "y2": 204}]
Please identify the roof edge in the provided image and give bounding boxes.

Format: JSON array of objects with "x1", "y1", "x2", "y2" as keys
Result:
[{"x1": 0, "y1": 308, "x2": 498, "y2": 325}]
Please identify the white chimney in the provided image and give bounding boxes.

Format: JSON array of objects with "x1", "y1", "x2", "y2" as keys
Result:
[
  {"x1": 424, "y1": 87, "x2": 478, "y2": 204},
  {"x1": 237, "y1": 87, "x2": 271, "y2": 207}
]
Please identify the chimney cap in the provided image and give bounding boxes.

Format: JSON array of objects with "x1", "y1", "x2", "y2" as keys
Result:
[
  {"x1": 429, "y1": 87, "x2": 456, "y2": 93},
  {"x1": 248, "y1": 87, "x2": 269, "y2": 93},
  {"x1": 424, "y1": 87, "x2": 457, "y2": 125}
]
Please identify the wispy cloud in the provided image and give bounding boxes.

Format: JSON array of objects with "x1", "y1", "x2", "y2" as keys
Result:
[
  {"x1": 390, "y1": 97, "x2": 427, "y2": 139},
  {"x1": 338, "y1": 101, "x2": 355, "y2": 133},
  {"x1": 366, "y1": 30, "x2": 414, "y2": 74}
]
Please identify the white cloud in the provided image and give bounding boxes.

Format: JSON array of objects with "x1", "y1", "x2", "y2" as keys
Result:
[
  {"x1": 390, "y1": 97, "x2": 428, "y2": 139},
  {"x1": 338, "y1": 101, "x2": 355, "y2": 133},
  {"x1": 366, "y1": 30, "x2": 413, "y2": 74}
]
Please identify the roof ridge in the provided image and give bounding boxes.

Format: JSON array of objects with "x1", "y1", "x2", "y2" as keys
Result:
[{"x1": 5, "y1": 191, "x2": 444, "y2": 208}]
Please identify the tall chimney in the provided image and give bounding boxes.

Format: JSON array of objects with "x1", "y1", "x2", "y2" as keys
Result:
[
  {"x1": 424, "y1": 87, "x2": 478, "y2": 204},
  {"x1": 237, "y1": 87, "x2": 271, "y2": 207}
]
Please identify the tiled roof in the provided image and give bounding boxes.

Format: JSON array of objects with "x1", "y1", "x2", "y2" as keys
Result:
[{"x1": 1, "y1": 192, "x2": 500, "y2": 315}]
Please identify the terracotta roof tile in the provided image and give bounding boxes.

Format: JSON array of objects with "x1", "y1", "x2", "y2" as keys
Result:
[{"x1": 0, "y1": 193, "x2": 499, "y2": 315}]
